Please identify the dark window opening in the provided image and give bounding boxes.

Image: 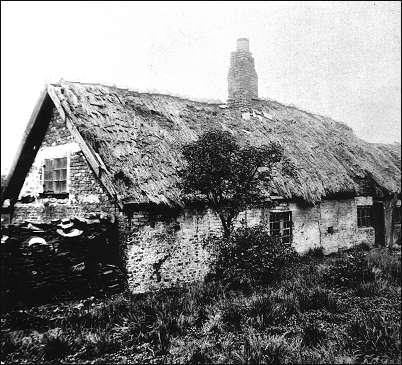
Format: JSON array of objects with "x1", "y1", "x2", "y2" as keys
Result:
[
  {"x1": 327, "y1": 226, "x2": 334, "y2": 234},
  {"x1": 392, "y1": 205, "x2": 401, "y2": 225},
  {"x1": 269, "y1": 211, "x2": 292, "y2": 243},
  {"x1": 43, "y1": 157, "x2": 68, "y2": 194},
  {"x1": 357, "y1": 205, "x2": 372, "y2": 228}
]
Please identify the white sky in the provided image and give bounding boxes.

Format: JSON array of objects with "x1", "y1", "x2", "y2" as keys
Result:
[{"x1": 1, "y1": 1, "x2": 401, "y2": 174}]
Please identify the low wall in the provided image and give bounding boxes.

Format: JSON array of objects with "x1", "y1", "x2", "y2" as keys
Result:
[
  {"x1": 0, "y1": 213, "x2": 125, "y2": 311},
  {"x1": 11, "y1": 193, "x2": 117, "y2": 224}
]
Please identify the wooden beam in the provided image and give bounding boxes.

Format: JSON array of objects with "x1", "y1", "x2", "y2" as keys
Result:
[
  {"x1": 65, "y1": 118, "x2": 123, "y2": 210},
  {"x1": 1, "y1": 87, "x2": 53, "y2": 206},
  {"x1": 47, "y1": 86, "x2": 123, "y2": 211}
]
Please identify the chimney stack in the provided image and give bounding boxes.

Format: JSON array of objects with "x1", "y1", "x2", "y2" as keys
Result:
[
  {"x1": 237, "y1": 38, "x2": 250, "y2": 52},
  {"x1": 227, "y1": 38, "x2": 258, "y2": 107}
]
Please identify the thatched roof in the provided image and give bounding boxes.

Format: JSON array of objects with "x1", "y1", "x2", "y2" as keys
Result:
[{"x1": 32, "y1": 80, "x2": 402, "y2": 206}]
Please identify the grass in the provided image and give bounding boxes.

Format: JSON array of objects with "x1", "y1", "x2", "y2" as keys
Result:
[
  {"x1": 1, "y1": 247, "x2": 400, "y2": 364},
  {"x1": 367, "y1": 248, "x2": 401, "y2": 284}
]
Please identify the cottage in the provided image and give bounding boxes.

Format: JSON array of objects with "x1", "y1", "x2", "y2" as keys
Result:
[{"x1": 1, "y1": 38, "x2": 401, "y2": 293}]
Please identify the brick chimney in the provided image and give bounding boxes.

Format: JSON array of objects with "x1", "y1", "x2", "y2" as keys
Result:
[{"x1": 227, "y1": 38, "x2": 258, "y2": 107}]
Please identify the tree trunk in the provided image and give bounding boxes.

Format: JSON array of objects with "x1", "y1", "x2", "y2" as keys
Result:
[{"x1": 218, "y1": 213, "x2": 231, "y2": 238}]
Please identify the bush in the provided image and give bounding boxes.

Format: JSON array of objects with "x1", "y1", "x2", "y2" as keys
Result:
[
  {"x1": 304, "y1": 246, "x2": 324, "y2": 259},
  {"x1": 321, "y1": 251, "x2": 375, "y2": 288},
  {"x1": 344, "y1": 241, "x2": 371, "y2": 254},
  {"x1": 211, "y1": 225, "x2": 299, "y2": 288}
]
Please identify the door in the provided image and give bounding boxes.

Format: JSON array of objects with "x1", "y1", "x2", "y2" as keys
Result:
[{"x1": 372, "y1": 201, "x2": 385, "y2": 246}]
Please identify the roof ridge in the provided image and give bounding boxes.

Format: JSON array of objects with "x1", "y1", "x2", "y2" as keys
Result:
[{"x1": 51, "y1": 79, "x2": 225, "y2": 106}]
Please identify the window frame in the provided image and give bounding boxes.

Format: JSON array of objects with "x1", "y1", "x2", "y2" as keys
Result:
[
  {"x1": 40, "y1": 155, "x2": 70, "y2": 197},
  {"x1": 357, "y1": 205, "x2": 372, "y2": 228},
  {"x1": 269, "y1": 210, "x2": 292, "y2": 243}
]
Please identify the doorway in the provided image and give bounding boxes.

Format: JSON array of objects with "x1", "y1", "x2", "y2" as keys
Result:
[{"x1": 372, "y1": 201, "x2": 385, "y2": 246}]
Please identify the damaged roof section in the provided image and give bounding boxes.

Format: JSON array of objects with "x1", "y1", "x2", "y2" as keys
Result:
[
  {"x1": 48, "y1": 80, "x2": 400, "y2": 206},
  {"x1": 3, "y1": 80, "x2": 401, "y2": 208}
]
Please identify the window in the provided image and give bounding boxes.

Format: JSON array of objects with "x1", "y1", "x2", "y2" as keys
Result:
[
  {"x1": 269, "y1": 211, "x2": 292, "y2": 243},
  {"x1": 43, "y1": 157, "x2": 68, "y2": 194},
  {"x1": 357, "y1": 205, "x2": 372, "y2": 228}
]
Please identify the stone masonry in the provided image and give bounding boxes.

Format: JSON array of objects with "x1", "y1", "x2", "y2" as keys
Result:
[
  {"x1": 12, "y1": 107, "x2": 117, "y2": 223},
  {"x1": 124, "y1": 198, "x2": 375, "y2": 294},
  {"x1": 228, "y1": 38, "x2": 259, "y2": 107}
]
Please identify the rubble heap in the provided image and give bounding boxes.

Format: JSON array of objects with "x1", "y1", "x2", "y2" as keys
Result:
[{"x1": 0, "y1": 213, "x2": 125, "y2": 311}]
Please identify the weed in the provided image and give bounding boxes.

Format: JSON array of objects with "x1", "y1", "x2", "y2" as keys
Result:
[
  {"x1": 301, "y1": 319, "x2": 326, "y2": 347},
  {"x1": 305, "y1": 246, "x2": 324, "y2": 259},
  {"x1": 187, "y1": 346, "x2": 213, "y2": 364},
  {"x1": 246, "y1": 294, "x2": 275, "y2": 329},
  {"x1": 220, "y1": 300, "x2": 244, "y2": 331},
  {"x1": 42, "y1": 334, "x2": 71, "y2": 360},
  {"x1": 0, "y1": 331, "x2": 25, "y2": 357},
  {"x1": 367, "y1": 248, "x2": 401, "y2": 284},
  {"x1": 347, "y1": 241, "x2": 371, "y2": 253},
  {"x1": 298, "y1": 286, "x2": 338, "y2": 313},
  {"x1": 232, "y1": 329, "x2": 291, "y2": 364},
  {"x1": 321, "y1": 252, "x2": 375, "y2": 288},
  {"x1": 347, "y1": 311, "x2": 400, "y2": 358},
  {"x1": 1, "y1": 246, "x2": 400, "y2": 364},
  {"x1": 83, "y1": 332, "x2": 119, "y2": 358},
  {"x1": 354, "y1": 281, "x2": 380, "y2": 297}
]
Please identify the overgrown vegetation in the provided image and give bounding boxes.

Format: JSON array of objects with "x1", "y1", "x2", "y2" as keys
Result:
[
  {"x1": 210, "y1": 224, "x2": 299, "y2": 289},
  {"x1": 1, "y1": 243, "x2": 400, "y2": 364}
]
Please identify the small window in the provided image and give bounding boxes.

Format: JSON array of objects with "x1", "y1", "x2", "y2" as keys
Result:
[
  {"x1": 357, "y1": 205, "x2": 372, "y2": 228},
  {"x1": 269, "y1": 211, "x2": 292, "y2": 243},
  {"x1": 43, "y1": 157, "x2": 68, "y2": 194},
  {"x1": 327, "y1": 226, "x2": 334, "y2": 234}
]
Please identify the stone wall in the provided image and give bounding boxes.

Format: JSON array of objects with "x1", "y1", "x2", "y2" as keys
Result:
[
  {"x1": 124, "y1": 197, "x2": 375, "y2": 293},
  {"x1": 12, "y1": 107, "x2": 117, "y2": 223},
  {"x1": 124, "y1": 208, "x2": 221, "y2": 294},
  {"x1": 291, "y1": 198, "x2": 375, "y2": 254}
]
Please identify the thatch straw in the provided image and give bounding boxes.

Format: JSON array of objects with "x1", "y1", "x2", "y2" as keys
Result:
[{"x1": 49, "y1": 81, "x2": 401, "y2": 206}]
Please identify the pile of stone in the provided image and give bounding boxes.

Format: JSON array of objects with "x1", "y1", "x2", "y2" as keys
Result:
[{"x1": 0, "y1": 213, "x2": 125, "y2": 310}]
